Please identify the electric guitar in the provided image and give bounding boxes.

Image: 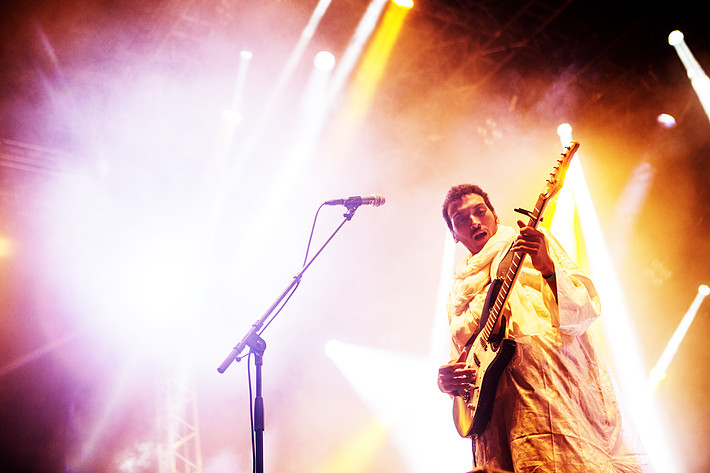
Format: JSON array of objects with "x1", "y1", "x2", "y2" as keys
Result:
[{"x1": 452, "y1": 141, "x2": 580, "y2": 438}]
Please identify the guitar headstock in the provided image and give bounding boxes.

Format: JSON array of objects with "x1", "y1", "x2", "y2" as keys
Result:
[{"x1": 542, "y1": 141, "x2": 579, "y2": 199}]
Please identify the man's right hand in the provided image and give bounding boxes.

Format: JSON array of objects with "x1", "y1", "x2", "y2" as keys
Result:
[{"x1": 437, "y1": 349, "x2": 476, "y2": 396}]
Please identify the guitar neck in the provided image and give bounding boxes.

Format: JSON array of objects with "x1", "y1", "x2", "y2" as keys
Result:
[{"x1": 480, "y1": 193, "x2": 548, "y2": 341}]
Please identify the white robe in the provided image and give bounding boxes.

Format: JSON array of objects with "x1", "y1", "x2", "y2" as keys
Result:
[{"x1": 446, "y1": 226, "x2": 653, "y2": 473}]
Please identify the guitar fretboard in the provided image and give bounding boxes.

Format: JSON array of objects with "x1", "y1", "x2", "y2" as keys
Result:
[
  {"x1": 473, "y1": 141, "x2": 578, "y2": 349},
  {"x1": 478, "y1": 197, "x2": 546, "y2": 347}
]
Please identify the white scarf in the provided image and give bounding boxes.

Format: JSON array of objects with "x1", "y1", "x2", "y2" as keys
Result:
[{"x1": 447, "y1": 225, "x2": 517, "y2": 320}]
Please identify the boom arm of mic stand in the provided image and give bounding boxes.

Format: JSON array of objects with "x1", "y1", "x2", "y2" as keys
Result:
[
  {"x1": 217, "y1": 276, "x2": 299, "y2": 373},
  {"x1": 217, "y1": 208, "x2": 358, "y2": 373}
]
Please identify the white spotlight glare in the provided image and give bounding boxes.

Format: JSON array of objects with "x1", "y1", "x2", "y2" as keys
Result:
[
  {"x1": 557, "y1": 123, "x2": 573, "y2": 142},
  {"x1": 668, "y1": 30, "x2": 684, "y2": 46},
  {"x1": 324, "y1": 339, "x2": 343, "y2": 358},
  {"x1": 313, "y1": 50, "x2": 336, "y2": 72},
  {"x1": 556, "y1": 123, "x2": 572, "y2": 135},
  {"x1": 392, "y1": 0, "x2": 414, "y2": 7},
  {"x1": 699, "y1": 284, "x2": 710, "y2": 296},
  {"x1": 222, "y1": 108, "x2": 242, "y2": 124},
  {"x1": 240, "y1": 50, "x2": 253, "y2": 60},
  {"x1": 657, "y1": 113, "x2": 676, "y2": 128}
]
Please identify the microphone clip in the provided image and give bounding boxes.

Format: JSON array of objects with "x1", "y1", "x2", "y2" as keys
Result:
[{"x1": 343, "y1": 205, "x2": 358, "y2": 220}]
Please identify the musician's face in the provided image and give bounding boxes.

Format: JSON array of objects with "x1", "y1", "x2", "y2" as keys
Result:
[{"x1": 448, "y1": 193, "x2": 498, "y2": 255}]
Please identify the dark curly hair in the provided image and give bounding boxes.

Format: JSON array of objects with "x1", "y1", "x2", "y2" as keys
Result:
[{"x1": 442, "y1": 184, "x2": 497, "y2": 233}]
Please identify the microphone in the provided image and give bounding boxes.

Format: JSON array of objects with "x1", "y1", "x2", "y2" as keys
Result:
[{"x1": 324, "y1": 194, "x2": 386, "y2": 208}]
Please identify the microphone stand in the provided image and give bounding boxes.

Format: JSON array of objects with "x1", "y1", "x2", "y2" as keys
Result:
[{"x1": 217, "y1": 203, "x2": 362, "y2": 473}]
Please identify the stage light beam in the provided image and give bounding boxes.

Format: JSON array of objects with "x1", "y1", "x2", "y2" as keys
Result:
[
  {"x1": 337, "y1": 1, "x2": 410, "y2": 123},
  {"x1": 225, "y1": 50, "x2": 253, "y2": 121},
  {"x1": 214, "y1": 0, "x2": 335, "y2": 183},
  {"x1": 669, "y1": 30, "x2": 710, "y2": 124},
  {"x1": 326, "y1": 0, "x2": 395, "y2": 111},
  {"x1": 648, "y1": 284, "x2": 709, "y2": 391},
  {"x1": 324, "y1": 340, "x2": 472, "y2": 472},
  {"x1": 552, "y1": 125, "x2": 678, "y2": 473},
  {"x1": 224, "y1": 49, "x2": 337, "y2": 275}
]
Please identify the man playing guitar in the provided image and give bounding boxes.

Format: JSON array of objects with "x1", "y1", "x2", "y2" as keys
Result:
[{"x1": 437, "y1": 177, "x2": 654, "y2": 473}]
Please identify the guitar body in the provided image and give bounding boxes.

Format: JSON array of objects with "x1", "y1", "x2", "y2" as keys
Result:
[{"x1": 453, "y1": 279, "x2": 517, "y2": 438}]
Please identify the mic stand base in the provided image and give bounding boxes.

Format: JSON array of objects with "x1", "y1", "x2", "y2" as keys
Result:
[{"x1": 248, "y1": 333, "x2": 266, "y2": 473}]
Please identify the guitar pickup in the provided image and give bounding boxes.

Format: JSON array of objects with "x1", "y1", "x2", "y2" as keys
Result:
[
  {"x1": 473, "y1": 353, "x2": 481, "y2": 367},
  {"x1": 462, "y1": 385, "x2": 479, "y2": 404}
]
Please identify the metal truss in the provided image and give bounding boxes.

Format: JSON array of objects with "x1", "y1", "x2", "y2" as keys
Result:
[{"x1": 157, "y1": 370, "x2": 204, "y2": 473}]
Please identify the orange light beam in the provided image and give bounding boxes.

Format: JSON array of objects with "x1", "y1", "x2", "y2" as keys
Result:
[
  {"x1": 347, "y1": 1, "x2": 410, "y2": 117},
  {"x1": 327, "y1": 0, "x2": 410, "y2": 154}
]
